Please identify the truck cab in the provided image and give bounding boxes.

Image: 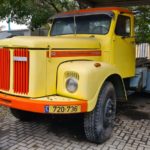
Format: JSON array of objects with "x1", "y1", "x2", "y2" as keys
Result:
[
  {"x1": 50, "y1": 7, "x2": 135, "y2": 78},
  {"x1": 0, "y1": 7, "x2": 135, "y2": 143}
]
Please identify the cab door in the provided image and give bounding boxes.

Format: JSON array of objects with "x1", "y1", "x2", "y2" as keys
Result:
[{"x1": 113, "y1": 14, "x2": 135, "y2": 78}]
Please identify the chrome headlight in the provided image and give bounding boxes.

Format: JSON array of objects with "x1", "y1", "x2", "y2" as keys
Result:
[{"x1": 66, "y1": 77, "x2": 78, "y2": 93}]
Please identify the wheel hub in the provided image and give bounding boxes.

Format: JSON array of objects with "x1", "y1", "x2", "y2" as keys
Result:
[{"x1": 104, "y1": 98, "x2": 115, "y2": 127}]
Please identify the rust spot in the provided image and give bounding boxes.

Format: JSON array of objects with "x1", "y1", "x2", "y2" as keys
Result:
[{"x1": 94, "y1": 63, "x2": 101, "y2": 68}]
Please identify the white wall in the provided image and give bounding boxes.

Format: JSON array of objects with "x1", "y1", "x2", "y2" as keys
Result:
[{"x1": 136, "y1": 43, "x2": 150, "y2": 59}]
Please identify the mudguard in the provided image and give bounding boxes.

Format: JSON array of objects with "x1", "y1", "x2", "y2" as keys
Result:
[{"x1": 57, "y1": 61, "x2": 126, "y2": 111}]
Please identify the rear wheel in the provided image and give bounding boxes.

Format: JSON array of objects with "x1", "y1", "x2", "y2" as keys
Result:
[
  {"x1": 84, "y1": 81, "x2": 116, "y2": 144},
  {"x1": 10, "y1": 108, "x2": 37, "y2": 121}
]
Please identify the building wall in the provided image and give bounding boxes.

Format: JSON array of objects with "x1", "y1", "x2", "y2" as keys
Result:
[
  {"x1": 0, "y1": 28, "x2": 48, "y2": 38},
  {"x1": 136, "y1": 43, "x2": 150, "y2": 59}
]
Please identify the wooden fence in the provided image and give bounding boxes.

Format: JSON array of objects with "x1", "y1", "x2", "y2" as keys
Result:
[{"x1": 136, "y1": 43, "x2": 150, "y2": 59}]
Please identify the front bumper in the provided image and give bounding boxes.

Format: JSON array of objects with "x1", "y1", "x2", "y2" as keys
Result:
[{"x1": 0, "y1": 93, "x2": 87, "y2": 114}]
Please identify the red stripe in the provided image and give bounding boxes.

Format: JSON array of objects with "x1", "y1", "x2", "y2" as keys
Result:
[
  {"x1": 58, "y1": 7, "x2": 132, "y2": 16},
  {"x1": 14, "y1": 49, "x2": 29, "y2": 94},
  {"x1": 50, "y1": 50, "x2": 101, "y2": 58},
  {"x1": 0, "y1": 48, "x2": 10, "y2": 91}
]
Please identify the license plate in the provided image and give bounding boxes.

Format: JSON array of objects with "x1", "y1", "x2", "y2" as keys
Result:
[{"x1": 44, "y1": 105, "x2": 81, "y2": 113}]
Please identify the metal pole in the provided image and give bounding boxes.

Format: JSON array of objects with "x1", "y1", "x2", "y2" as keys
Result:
[{"x1": 8, "y1": 15, "x2": 11, "y2": 31}]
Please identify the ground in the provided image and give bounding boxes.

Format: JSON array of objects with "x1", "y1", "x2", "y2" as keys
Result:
[{"x1": 0, "y1": 93, "x2": 150, "y2": 150}]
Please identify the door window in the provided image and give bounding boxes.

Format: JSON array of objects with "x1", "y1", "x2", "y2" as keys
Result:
[{"x1": 115, "y1": 15, "x2": 131, "y2": 37}]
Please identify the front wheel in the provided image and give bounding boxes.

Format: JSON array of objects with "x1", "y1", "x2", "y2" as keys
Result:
[{"x1": 84, "y1": 81, "x2": 116, "y2": 144}]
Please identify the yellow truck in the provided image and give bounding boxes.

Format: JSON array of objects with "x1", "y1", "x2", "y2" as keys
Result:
[{"x1": 0, "y1": 7, "x2": 147, "y2": 143}]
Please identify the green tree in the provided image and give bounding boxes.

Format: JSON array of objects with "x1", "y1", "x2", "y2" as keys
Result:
[
  {"x1": 131, "y1": 6, "x2": 150, "y2": 43},
  {"x1": 0, "y1": 0, "x2": 78, "y2": 29}
]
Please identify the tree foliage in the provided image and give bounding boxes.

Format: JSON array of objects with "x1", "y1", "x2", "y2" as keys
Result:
[
  {"x1": 0, "y1": 0, "x2": 78, "y2": 29},
  {"x1": 131, "y1": 6, "x2": 150, "y2": 43}
]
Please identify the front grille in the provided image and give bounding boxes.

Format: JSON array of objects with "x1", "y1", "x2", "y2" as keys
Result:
[
  {"x1": 65, "y1": 71, "x2": 79, "y2": 80},
  {"x1": 14, "y1": 49, "x2": 29, "y2": 94},
  {"x1": 0, "y1": 48, "x2": 10, "y2": 91}
]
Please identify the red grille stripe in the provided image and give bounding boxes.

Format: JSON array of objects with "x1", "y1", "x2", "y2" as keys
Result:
[
  {"x1": 0, "y1": 48, "x2": 10, "y2": 91},
  {"x1": 14, "y1": 49, "x2": 29, "y2": 94}
]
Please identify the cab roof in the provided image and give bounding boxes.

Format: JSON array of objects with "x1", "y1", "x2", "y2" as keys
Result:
[{"x1": 55, "y1": 7, "x2": 132, "y2": 18}]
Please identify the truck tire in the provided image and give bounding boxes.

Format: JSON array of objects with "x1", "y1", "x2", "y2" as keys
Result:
[
  {"x1": 10, "y1": 108, "x2": 36, "y2": 121},
  {"x1": 84, "y1": 81, "x2": 116, "y2": 144}
]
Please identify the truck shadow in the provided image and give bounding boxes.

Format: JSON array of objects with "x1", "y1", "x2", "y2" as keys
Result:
[
  {"x1": 117, "y1": 93, "x2": 150, "y2": 120},
  {"x1": 34, "y1": 114, "x2": 86, "y2": 141},
  {"x1": 48, "y1": 114, "x2": 86, "y2": 141}
]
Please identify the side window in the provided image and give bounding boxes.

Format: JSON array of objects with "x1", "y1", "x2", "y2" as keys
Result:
[{"x1": 115, "y1": 15, "x2": 131, "y2": 37}]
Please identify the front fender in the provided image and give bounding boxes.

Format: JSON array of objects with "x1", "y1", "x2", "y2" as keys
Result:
[{"x1": 57, "y1": 61, "x2": 122, "y2": 111}]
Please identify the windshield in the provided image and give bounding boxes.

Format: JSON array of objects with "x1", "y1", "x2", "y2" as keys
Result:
[{"x1": 51, "y1": 14, "x2": 112, "y2": 36}]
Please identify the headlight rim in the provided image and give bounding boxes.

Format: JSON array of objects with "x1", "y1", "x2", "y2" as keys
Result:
[{"x1": 66, "y1": 77, "x2": 78, "y2": 93}]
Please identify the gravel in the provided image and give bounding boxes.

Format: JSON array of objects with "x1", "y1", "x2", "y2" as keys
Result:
[{"x1": 0, "y1": 106, "x2": 9, "y2": 121}]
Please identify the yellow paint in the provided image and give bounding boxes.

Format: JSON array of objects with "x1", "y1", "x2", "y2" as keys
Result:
[
  {"x1": 112, "y1": 11, "x2": 136, "y2": 77},
  {"x1": 48, "y1": 105, "x2": 81, "y2": 114},
  {"x1": 0, "y1": 8, "x2": 135, "y2": 112},
  {"x1": 57, "y1": 61, "x2": 123, "y2": 111},
  {"x1": 0, "y1": 36, "x2": 101, "y2": 49}
]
